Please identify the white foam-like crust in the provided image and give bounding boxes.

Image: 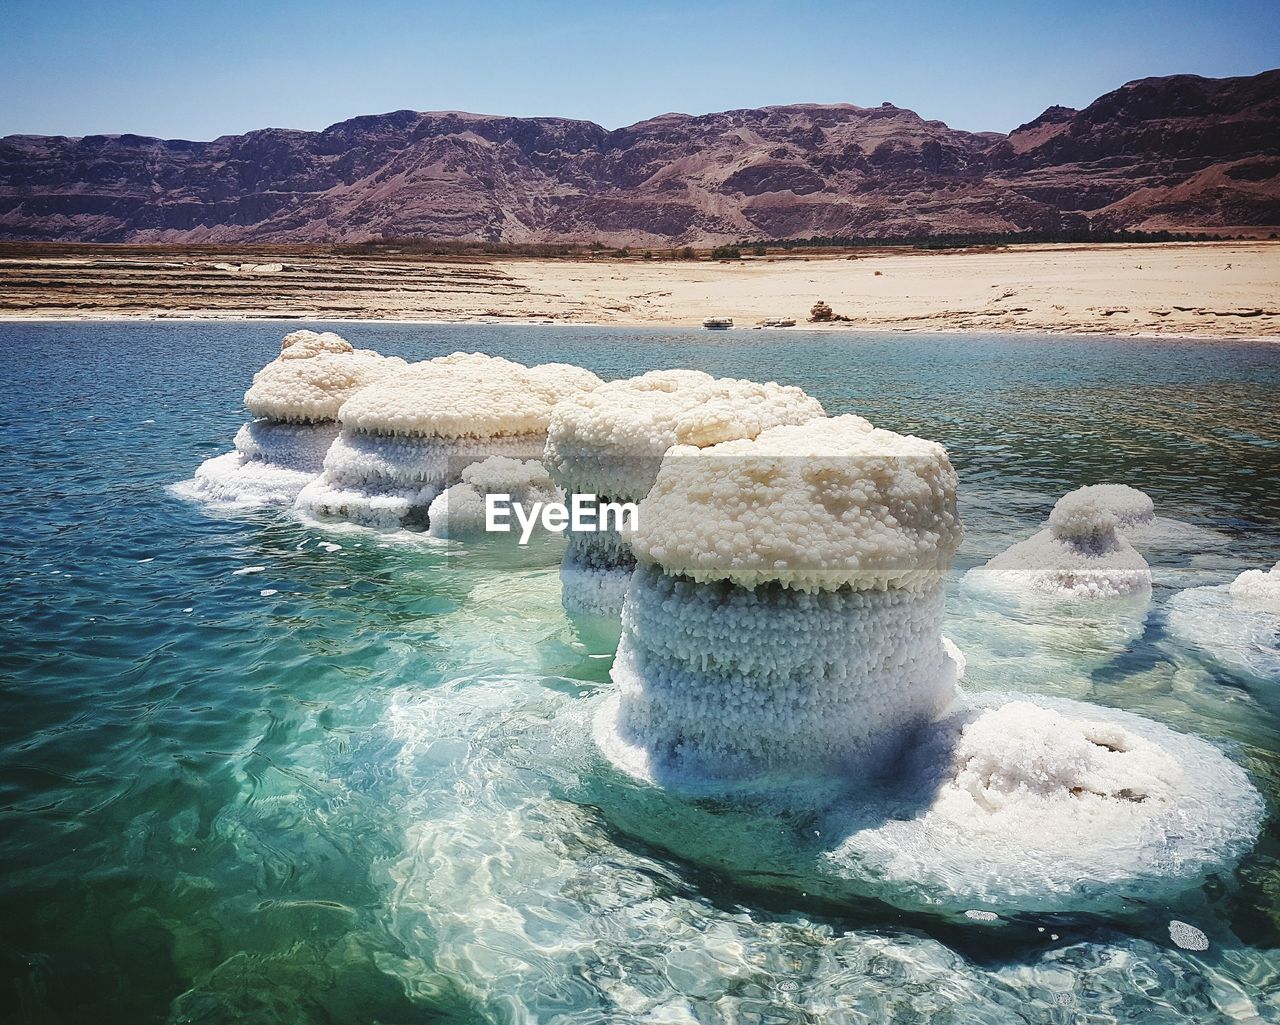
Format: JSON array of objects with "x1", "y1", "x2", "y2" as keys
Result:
[
  {"x1": 972, "y1": 523, "x2": 1152, "y2": 599},
  {"x1": 278, "y1": 329, "x2": 355, "y2": 359},
  {"x1": 337, "y1": 352, "x2": 598, "y2": 439},
  {"x1": 1054, "y1": 484, "x2": 1156, "y2": 528},
  {"x1": 1166, "y1": 584, "x2": 1280, "y2": 683},
  {"x1": 600, "y1": 565, "x2": 961, "y2": 778},
  {"x1": 559, "y1": 560, "x2": 635, "y2": 619},
  {"x1": 298, "y1": 436, "x2": 546, "y2": 529},
  {"x1": 1230, "y1": 561, "x2": 1280, "y2": 612},
  {"x1": 319, "y1": 431, "x2": 546, "y2": 489},
  {"x1": 630, "y1": 415, "x2": 962, "y2": 591},
  {"x1": 293, "y1": 475, "x2": 441, "y2": 530},
  {"x1": 232, "y1": 420, "x2": 339, "y2": 472},
  {"x1": 177, "y1": 420, "x2": 340, "y2": 507},
  {"x1": 523, "y1": 361, "x2": 604, "y2": 403},
  {"x1": 244, "y1": 349, "x2": 403, "y2": 423},
  {"x1": 177, "y1": 451, "x2": 318, "y2": 508},
  {"x1": 426, "y1": 457, "x2": 561, "y2": 539},
  {"x1": 824, "y1": 691, "x2": 1262, "y2": 910},
  {"x1": 545, "y1": 369, "x2": 826, "y2": 500}
]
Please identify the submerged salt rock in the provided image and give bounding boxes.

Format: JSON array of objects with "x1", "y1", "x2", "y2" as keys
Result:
[
  {"x1": 973, "y1": 491, "x2": 1151, "y2": 599},
  {"x1": 1229, "y1": 561, "x2": 1280, "y2": 612},
  {"x1": 427, "y1": 457, "x2": 561, "y2": 539},
  {"x1": 1055, "y1": 484, "x2": 1155, "y2": 528},
  {"x1": 631, "y1": 415, "x2": 961, "y2": 592}
]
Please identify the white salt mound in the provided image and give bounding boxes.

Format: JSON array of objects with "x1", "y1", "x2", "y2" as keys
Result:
[
  {"x1": 337, "y1": 352, "x2": 596, "y2": 440},
  {"x1": 296, "y1": 352, "x2": 599, "y2": 529},
  {"x1": 1229, "y1": 561, "x2": 1280, "y2": 612},
  {"x1": 630, "y1": 415, "x2": 961, "y2": 592},
  {"x1": 244, "y1": 349, "x2": 403, "y2": 424},
  {"x1": 547, "y1": 370, "x2": 824, "y2": 618},
  {"x1": 823, "y1": 691, "x2": 1262, "y2": 911},
  {"x1": 426, "y1": 457, "x2": 561, "y2": 539},
  {"x1": 545, "y1": 369, "x2": 825, "y2": 500},
  {"x1": 972, "y1": 491, "x2": 1151, "y2": 599},
  {"x1": 278, "y1": 329, "x2": 355, "y2": 359},
  {"x1": 1056, "y1": 483, "x2": 1155, "y2": 528},
  {"x1": 1166, "y1": 571, "x2": 1280, "y2": 683}
]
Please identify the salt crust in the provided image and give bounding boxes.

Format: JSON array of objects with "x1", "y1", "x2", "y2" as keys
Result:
[
  {"x1": 427, "y1": 457, "x2": 561, "y2": 539},
  {"x1": 630, "y1": 415, "x2": 962, "y2": 592},
  {"x1": 278, "y1": 329, "x2": 355, "y2": 359},
  {"x1": 972, "y1": 490, "x2": 1152, "y2": 599},
  {"x1": 1055, "y1": 483, "x2": 1156, "y2": 528},
  {"x1": 1166, "y1": 583, "x2": 1280, "y2": 683},
  {"x1": 545, "y1": 369, "x2": 826, "y2": 500},
  {"x1": 559, "y1": 561, "x2": 635, "y2": 619},
  {"x1": 298, "y1": 352, "x2": 599, "y2": 528},
  {"x1": 606, "y1": 566, "x2": 961, "y2": 777},
  {"x1": 245, "y1": 347, "x2": 403, "y2": 425},
  {"x1": 1229, "y1": 561, "x2": 1280, "y2": 612},
  {"x1": 823, "y1": 691, "x2": 1262, "y2": 910},
  {"x1": 337, "y1": 352, "x2": 601, "y2": 439},
  {"x1": 180, "y1": 420, "x2": 340, "y2": 507}
]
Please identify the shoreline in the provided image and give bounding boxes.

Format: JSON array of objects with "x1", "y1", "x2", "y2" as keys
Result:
[
  {"x1": 2, "y1": 311, "x2": 1275, "y2": 345},
  {"x1": 2, "y1": 241, "x2": 1277, "y2": 340}
]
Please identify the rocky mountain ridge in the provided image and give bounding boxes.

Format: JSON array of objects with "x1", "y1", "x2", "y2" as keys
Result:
[{"x1": 2, "y1": 69, "x2": 1277, "y2": 244}]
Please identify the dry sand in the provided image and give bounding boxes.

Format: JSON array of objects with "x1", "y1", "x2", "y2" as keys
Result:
[{"x1": 1, "y1": 241, "x2": 1276, "y2": 338}]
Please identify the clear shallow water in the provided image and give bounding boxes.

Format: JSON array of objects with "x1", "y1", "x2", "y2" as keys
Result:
[{"x1": 1, "y1": 321, "x2": 1278, "y2": 1023}]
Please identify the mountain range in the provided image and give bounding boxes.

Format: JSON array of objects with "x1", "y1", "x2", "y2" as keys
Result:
[{"x1": 2, "y1": 69, "x2": 1277, "y2": 245}]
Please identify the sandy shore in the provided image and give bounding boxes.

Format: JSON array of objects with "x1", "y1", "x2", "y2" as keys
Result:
[{"x1": 1, "y1": 241, "x2": 1276, "y2": 338}]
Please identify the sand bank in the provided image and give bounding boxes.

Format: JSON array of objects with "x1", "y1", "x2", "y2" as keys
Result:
[{"x1": 1, "y1": 241, "x2": 1276, "y2": 338}]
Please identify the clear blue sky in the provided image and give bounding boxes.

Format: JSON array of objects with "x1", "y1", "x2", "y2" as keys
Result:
[{"x1": 2, "y1": 0, "x2": 1277, "y2": 139}]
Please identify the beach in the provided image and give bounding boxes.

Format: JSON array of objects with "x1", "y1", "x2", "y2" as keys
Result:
[{"x1": 1, "y1": 240, "x2": 1276, "y2": 338}]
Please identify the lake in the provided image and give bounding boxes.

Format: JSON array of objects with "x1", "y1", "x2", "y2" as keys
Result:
[{"x1": 1, "y1": 321, "x2": 1277, "y2": 1023}]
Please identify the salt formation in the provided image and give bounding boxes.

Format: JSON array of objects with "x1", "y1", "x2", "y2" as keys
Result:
[
  {"x1": 823, "y1": 691, "x2": 1262, "y2": 911},
  {"x1": 596, "y1": 414, "x2": 965, "y2": 778},
  {"x1": 295, "y1": 352, "x2": 601, "y2": 529},
  {"x1": 969, "y1": 487, "x2": 1152, "y2": 599},
  {"x1": 179, "y1": 330, "x2": 402, "y2": 506},
  {"x1": 584, "y1": 410, "x2": 1259, "y2": 911},
  {"x1": 544, "y1": 370, "x2": 825, "y2": 617},
  {"x1": 426, "y1": 456, "x2": 561, "y2": 539},
  {"x1": 1166, "y1": 561, "x2": 1280, "y2": 684},
  {"x1": 1229, "y1": 560, "x2": 1280, "y2": 612},
  {"x1": 1059, "y1": 483, "x2": 1155, "y2": 528}
]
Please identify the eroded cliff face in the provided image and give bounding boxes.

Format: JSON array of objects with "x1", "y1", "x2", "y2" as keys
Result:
[{"x1": 2, "y1": 70, "x2": 1277, "y2": 244}]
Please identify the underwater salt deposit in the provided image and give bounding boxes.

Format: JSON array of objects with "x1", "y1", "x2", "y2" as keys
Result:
[
  {"x1": 295, "y1": 352, "x2": 600, "y2": 529},
  {"x1": 545, "y1": 369, "x2": 825, "y2": 617},
  {"x1": 176, "y1": 330, "x2": 403, "y2": 506},
  {"x1": 1166, "y1": 561, "x2": 1280, "y2": 685}
]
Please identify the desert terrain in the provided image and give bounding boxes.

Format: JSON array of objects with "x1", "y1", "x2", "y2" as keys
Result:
[{"x1": 0, "y1": 241, "x2": 1276, "y2": 338}]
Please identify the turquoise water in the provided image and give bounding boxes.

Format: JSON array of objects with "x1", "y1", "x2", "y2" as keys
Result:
[{"x1": 1, "y1": 321, "x2": 1278, "y2": 1023}]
